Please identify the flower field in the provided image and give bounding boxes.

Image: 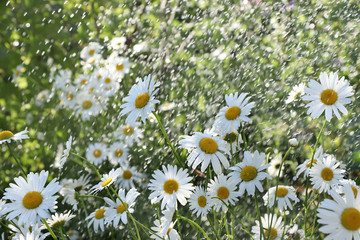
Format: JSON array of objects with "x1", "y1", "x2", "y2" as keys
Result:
[{"x1": 0, "y1": 0, "x2": 360, "y2": 239}]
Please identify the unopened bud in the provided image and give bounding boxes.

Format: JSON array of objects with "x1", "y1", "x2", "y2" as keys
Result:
[{"x1": 289, "y1": 138, "x2": 299, "y2": 147}]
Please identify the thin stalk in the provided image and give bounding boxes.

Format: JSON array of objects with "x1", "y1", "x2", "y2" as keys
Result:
[
  {"x1": 281, "y1": 213, "x2": 286, "y2": 240},
  {"x1": 78, "y1": 194, "x2": 104, "y2": 200},
  {"x1": 178, "y1": 216, "x2": 211, "y2": 240},
  {"x1": 42, "y1": 218, "x2": 57, "y2": 240},
  {"x1": 59, "y1": 227, "x2": 65, "y2": 240},
  {"x1": 152, "y1": 112, "x2": 185, "y2": 168},
  {"x1": 7, "y1": 143, "x2": 27, "y2": 178},
  {"x1": 304, "y1": 121, "x2": 326, "y2": 238},
  {"x1": 133, "y1": 218, "x2": 164, "y2": 239},
  {"x1": 176, "y1": 210, "x2": 183, "y2": 240},
  {"x1": 207, "y1": 215, "x2": 220, "y2": 240},
  {"x1": 267, "y1": 147, "x2": 292, "y2": 240},
  {"x1": 71, "y1": 152, "x2": 101, "y2": 178},
  {"x1": 80, "y1": 198, "x2": 92, "y2": 239},
  {"x1": 255, "y1": 191, "x2": 264, "y2": 240}
]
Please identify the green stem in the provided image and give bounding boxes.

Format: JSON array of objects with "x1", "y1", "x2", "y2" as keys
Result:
[
  {"x1": 207, "y1": 215, "x2": 220, "y2": 240},
  {"x1": 59, "y1": 227, "x2": 65, "y2": 240},
  {"x1": 71, "y1": 152, "x2": 101, "y2": 178},
  {"x1": 78, "y1": 194, "x2": 104, "y2": 200},
  {"x1": 152, "y1": 112, "x2": 185, "y2": 168},
  {"x1": 304, "y1": 121, "x2": 326, "y2": 238},
  {"x1": 178, "y1": 216, "x2": 211, "y2": 240},
  {"x1": 255, "y1": 191, "x2": 264, "y2": 240},
  {"x1": 176, "y1": 210, "x2": 183, "y2": 240},
  {"x1": 80, "y1": 198, "x2": 93, "y2": 239},
  {"x1": 267, "y1": 147, "x2": 292, "y2": 240},
  {"x1": 7, "y1": 143, "x2": 27, "y2": 178},
  {"x1": 42, "y1": 218, "x2": 57, "y2": 240}
]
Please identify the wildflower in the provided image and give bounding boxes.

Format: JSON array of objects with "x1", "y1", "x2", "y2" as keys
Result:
[
  {"x1": 302, "y1": 72, "x2": 353, "y2": 122},
  {"x1": 207, "y1": 174, "x2": 240, "y2": 212},
  {"x1": 86, "y1": 142, "x2": 108, "y2": 165},
  {"x1": 151, "y1": 219, "x2": 180, "y2": 240},
  {"x1": 179, "y1": 131, "x2": 230, "y2": 174},
  {"x1": 108, "y1": 142, "x2": 129, "y2": 166},
  {"x1": 46, "y1": 211, "x2": 75, "y2": 228},
  {"x1": 251, "y1": 214, "x2": 284, "y2": 240},
  {"x1": 309, "y1": 154, "x2": 345, "y2": 193},
  {"x1": 86, "y1": 208, "x2": 107, "y2": 233},
  {"x1": 148, "y1": 165, "x2": 194, "y2": 209},
  {"x1": 285, "y1": 83, "x2": 305, "y2": 104},
  {"x1": 120, "y1": 74, "x2": 160, "y2": 124},
  {"x1": 91, "y1": 168, "x2": 122, "y2": 193},
  {"x1": 288, "y1": 138, "x2": 299, "y2": 147},
  {"x1": 59, "y1": 136, "x2": 73, "y2": 169},
  {"x1": 104, "y1": 188, "x2": 140, "y2": 226},
  {"x1": 116, "y1": 163, "x2": 144, "y2": 190},
  {"x1": 295, "y1": 146, "x2": 325, "y2": 179},
  {"x1": 0, "y1": 128, "x2": 29, "y2": 145},
  {"x1": 213, "y1": 92, "x2": 255, "y2": 135},
  {"x1": 188, "y1": 186, "x2": 211, "y2": 217},
  {"x1": 115, "y1": 123, "x2": 143, "y2": 146},
  {"x1": 106, "y1": 53, "x2": 130, "y2": 78},
  {"x1": 229, "y1": 150, "x2": 271, "y2": 196},
  {"x1": 74, "y1": 92, "x2": 102, "y2": 121},
  {"x1": 1, "y1": 171, "x2": 60, "y2": 225},
  {"x1": 263, "y1": 185, "x2": 300, "y2": 211}
]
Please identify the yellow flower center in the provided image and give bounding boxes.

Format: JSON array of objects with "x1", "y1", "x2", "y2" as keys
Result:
[
  {"x1": 225, "y1": 106, "x2": 241, "y2": 120},
  {"x1": 117, "y1": 203, "x2": 128, "y2": 214},
  {"x1": 321, "y1": 89, "x2": 338, "y2": 105},
  {"x1": 134, "y1": 93, "x2": 150, "y2": 108},
  {"x1": 122, "y1": 170, "x2": 132, "y2": 180},
  {"x1": 123, "y1": 126, "x2": 134, "y2": 136},
  {"x1": 240, "y1": 166, "x2": 258, "y2": 182},
  {"x1": 15, "y1": 70, "x2": 20, "y2": 76},
  {"x1": 94, "y1": 209, "x2": 105, "y2": 219},
  {"x1": 39, "y1": 93, "x2": 46, "y2": 99},
  {"x1": 67, "y1": 93, "x2": 74, "y2": 100},
  {"x1": 163, "y1": 179, "x2": 179, "y2": 194},
  {"x1": 101, "y1": 178, "x2": 112, "y2": 187},
  {"x1": 217, "y1": 187, "x2": 230, "y2": 199},
  {"x1": 197, "y1": 196, "x2": 207, "y2": 207},
  {"x1": 341, "y1": 208, "x2": 360, "y2": 231},
  {"x1": 93, "y1": 149, "x2": 102, "y2": 158},
  {"x1": 321, "y1": 167, "x2": 334, "y2": 181},
  {"x1": 0, "y1": 131, "x2": 14, "y2": 141},
  {"x1": 116, "y1": 64, "x2": 124, "y2": 71},
  {"x1": 276, "y1": 187, "x2": 288, "y2": 198},
  {"x1": 306, "y1": 159, "x2": 317, "y2": 168},
  {"x1": 199, "y1": 138, "x2": 218, "y2": 154},
  {"x1": 89, "y1": 49, "x2": 95, "y2": 56},
  {"x1": 352, "y1": 186, "x2": 358, "y2": 198},
  {"x1": 88, "y1": 87, "x2": 95, "y2": 93},
  {"x1": 23, "y1": 191, "x2": 43, "y2": 209},
  {"x1": 82, "y1": 100, "x2": 92, "y2": 109},
  {"x1": 264, "y1": 227, "x2": 278, "y2": 240},
  {"x1": 105, "y1": 78, "x2": 111, "y2": 84},
  {"x1": 80, "y1": 79, "x2": 87, "y2": 85},
  {"x1": 115, "y1": 149, "x2": 123, "y2": 157}
]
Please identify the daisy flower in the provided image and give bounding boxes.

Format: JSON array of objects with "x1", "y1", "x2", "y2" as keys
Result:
[
  {"x1": 85, "y1": 142, "x2": 108, "y2": 165},
  {"x1": 53, "y1": 69, "x2": 72, "y2": 90},
  {"x1": 35, "y1": 90, "x2": 50, "y2": 107},
  {"x1": 207, "y1": 174, "x2": 240, "y2": 212},
  {"x1": 295, "y1": 146, "x2": 325, "y2": 180},
  {"x1": 229, "y1": 150, "x2": 271, "y2": 196},
  {"x1": 99, "y1": 72, "x2": 120, "y2": 97},
  {"x1": 285, "y1": 224, "x2": 305, "y2": 240},
  {"x1": 115, "y1": 123, "x2": 143, "y2": 146},
  {"x1": 333, "y1": 179, "x2": 359, "y2": 197},
  {"x1": 58, "y1": 85, "x2": 77, "y2": 108},
  {"x1": 46, "y1": 211, "x2": 75, "y2": 228},
  {"x1": 108, "y1": 142, "x2": 129, "y2": 165},
  {"x1": 59, "y1": 136, "x2": 73, "y2": 169},
  {"x1": 1, "y1": 170, "x2": 60, "y2": 225},
  {"x1": 267, "y1": 156, "x2": 284, "y2": 178},
  {"x1": 148, "y1": 165, "x2": 194, "y2": 210},
  {"x1": 213, "y1": 92, "x2": 255, "y2": 135},
  {"x1": 66, "y1": 230, "x2": 80, "y2": 240},
  {"x1": 0, "y1": 128, "x2": 29, "y2": 145},
  {"x1": 252, "y1": 214, "x2": 284, "y2": 240},
  {"x1": 263, "y1": 185, "x2": 300, "y2": 211},
  {"x1": 302, "y1": 72, "x2": 354, "y2": 122},
  {"x1": 86, "y1": 207, "x2": 107, "y2": 233},
  {"x1": 104, "y1": 188, "x2": 140, "y2": 226},
  {"x1": 80, "y1": 42, "x2": 102, "y2": 61},
  {"x1": 285, "y1": 83, "x2": 306, "y2": 104},
  {"x1": 151, "y1": 220, "x2": 180, "y2": 240},
  {"x1": 116, "y1": 163, "x2": 144, "y2": 190},
  {"x1": 120, "y1": 74, "x2": 160, "y2": 124},
  {"x1": 106, "y1": 53, "x2": 130, "y2": 78},
  {"x1": 109, "y1": 37, "x2": 127, "y2": 51},
  {"x1": 60, "y1": 175, "x2": 91, "y2": 210},
  {"x1": 91, "y1": 168, "x2": 122, "y2": 193},
  {"x1": 74, "y1": 74, "x2": 91, "y2": 88},
  {"x1": 317, "y1": 184, "x2": 360, "y2": 240},
  {"x1": 179, "y1": 131, "x2": 230, "y2": 175},
  {"x1": 159, "y1": 102, "x2": 176, "y2": 112},
  {"x1": 12, "y1": 64, "x2": 25, "y2": 81},
  {"x1": 188, "y1": 186, "x2": 211, "y2": 217},
  {"x1": 74, "y1": 92, "x2": 102, "y2": 121},
  {"x1": 309, "y1": 154, "x2": 345, "y2": 193}
]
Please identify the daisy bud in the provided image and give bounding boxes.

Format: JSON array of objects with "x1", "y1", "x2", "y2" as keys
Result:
[{"x1": 288, "y1": 138, "x2": 299, "y2": 147}]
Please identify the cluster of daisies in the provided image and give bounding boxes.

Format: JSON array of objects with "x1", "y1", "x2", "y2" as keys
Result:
[
  {"x1": 47, "y1": 40, "x2": 130, "y2": 121},
  {"x1": 0, "y1": 70, "x2": 356, "y2": 239}
]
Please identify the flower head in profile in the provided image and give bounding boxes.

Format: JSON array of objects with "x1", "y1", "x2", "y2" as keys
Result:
[
  {"x1": 91, "y1": 168, "x2": 121, "y2": 193},
  {"x1": 104, "y1": 188, "x2": 140, "y2": 226},
  {"x1": 59, "y1": 136, "x2": 73, "y2": 169},
  {"x1": 213, "y1": 92, "x2": 255, "y2": 135},
  {"x1": 1, "y1": 171, "x2": 60, "y2": 225},
  {"x1": 317, "y1": 184, "x2": 360, "y2": 239},
  {"x1": 285, "y1": 83, "x2": 306, "y2": 104},
  {"x1": 263, "y1": 185, "x2": 300, "y2": 211},
  {"x1": 229, "y1": 150, "x2": 271, "y2": 196},
  {"x1": 179, "y1": 131, "x2": 230, "y2": 174},
  {"x1": 252, "y1": 214, "x2": 284, "y2": 240},
  {"x1": 120, "y1": 74, "x2": 160, "y2": 124},
  {"x1": 0, "y1": 128, "x2": 29, "y2": 145},
  {"x1": 302, "y1": 72, "x2": 353, "y2": 122},
  {"x1": 148, "y1": 165, "x2": 194, "y2": 210},
  {"x1": 46, "y1": 211, "x2": 75, "y2": 228}
]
